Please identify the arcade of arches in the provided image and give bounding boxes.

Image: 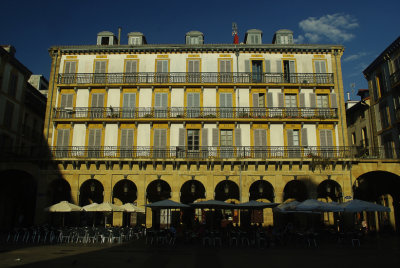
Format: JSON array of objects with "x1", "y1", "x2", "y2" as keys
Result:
[{"x1": 1, "y1": 162, "x2": 400, "y2": 232}]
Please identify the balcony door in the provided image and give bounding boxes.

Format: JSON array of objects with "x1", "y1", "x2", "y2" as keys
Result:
[
  {"x1": 317, "y1": 94, "x2": 329, "y2": 118},
  {"x1": 254, "y1": 129, "x2": 267, "y2": 158},
  {"x1": 285, "y1": 94, "x2": 298, "y2": 117},
  {"x1": 220, "y1": 93, "x2": 233, "y2": 118},
  {"x1": 252, "y1": 93, "x2": 266, "y2": 117},
  {"x1": 122, "y1": 93, "x2": 136, "y2": 118},
  {"x1": 91, "y1": 93, "x2": 104, "y2": 118},
  {"x1": 156, "y1": 60, "x2": 168, "y2": 83},
  {"x1": 314, "y1": 60, "x2": 327, "y2": 83},
  {"x1": 187, "y1": 92, "x2": 200, "y2": 118},
  {"x1": 154, "y1": 92, "x2": 168, "y2": 118},
  {"x1": 153, "y1": 129, "x2": 167, "y2": 158},
  {"x1": 88, "y1": 128, "x2": 102, "y2": 158},
  {"x1": 60, "y1": 94, "x2": 73, "y2": 118},
  {"x1": 320, "y1": 129, "x2": 334, "y2": 158},
  {"x1": 252, "y1": 60, "x2": 263, "y2": 83},
  {"x1": 63, "y1": 61, "x2": 76, "y2": 83},
  {"x1": 219, "y1": 60, "x2": 232, "y2": 83},
  {"x1": 187, "y1": 129, "x2": 200, "y2": 158},
  {"x1": 120, "y1": 129, "x2": 134, "y2": 158},
  {"x1": 283, "y1": 60, "x2": 295, "y2": 83},
  {"x1": 94, "y1": 61, "x2": 107, "y2": 83},
  {"x1": 56, "y1": 129, "x2": 70, "y2": 157},
  {"x1": 125, "y1": 60, "x2": 138, "y2": 83},
  {"x1": 287, "y1": 129, "x2": 300, "y2": 158},
  {"x1": 220, "y1": 129, "x2": 233, "y2": 158},
  {"x1": 188, "y1": 59, "x2": 200, "y2": 83}
]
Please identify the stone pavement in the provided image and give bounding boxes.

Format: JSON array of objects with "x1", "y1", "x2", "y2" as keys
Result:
[{"x1": 0, "y1": 236, "x2": 399, "y2": 268}]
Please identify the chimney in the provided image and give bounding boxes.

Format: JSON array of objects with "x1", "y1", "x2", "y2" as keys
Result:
[
  {"x1": 347, "y1": 92, "x2": 350, "y2": 101},
  {"x1": 118, "y1": 27, "x2": 122, "y2": 45}
]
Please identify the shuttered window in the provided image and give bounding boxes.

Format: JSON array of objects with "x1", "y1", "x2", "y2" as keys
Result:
[
  {"x1": 125, "y1": 60, "x2": 137, "y2": 73},
  {"x1": 60, "y1": 94, "x2": 74, "y2": 118},
  {"x1": 315, "y1": 60, "x2": 327, "y2": 83},
  {"x1": 188, "y1": 59, "x2": 200, "y2": 82},
  {"x1": 56, "y1": 129, "x2": 70, "y2": 157},
  {"x1": 94, "y1": 60, "x2": 107, "y2": 83},
  {"x1": 91, "y1": 93, "x2": 105, "y2": 118},
  {"x1": 187, "y1": 92, "x2": 200, "y2": 117},
  {"x1": 64, "y1": 61, "x2": 77, "y2": 73},
  {"x1": 88, "y1": 128, "x2": 102, "y2": 157},
  {"x1": 319, "y1": 129, "x2": 334, "y2": 157},
  {"x1": 287, "y1": 129, "x2": 300, "y2": 157},
  {"x1": 220, "y1": 93, "x2": 233, "y2": 118},
  {"x1": 254, "y1": 129, "x2": 267, "y2": 158},
  {"x1": 122, "y1": 93, "x2": 136, "y2": 118},
  {"x1": 154, "y1": 92, "x2": 168, "y2": 118},
  {"x1": 153, "y1": 128, "x2": 167, "y2": 158},
  {"x1": 120, "y1": 128, "x2": 134, "y2": 157},
  {"x1": 219, "y1": 60, "x2": 232, "y2": 82}
]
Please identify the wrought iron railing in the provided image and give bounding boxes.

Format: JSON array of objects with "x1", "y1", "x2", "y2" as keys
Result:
[
  {"x1": 390, "y1": 69, "x2": 400, "y2": 87},
  {"x1": 48, "y1": 146, "x2": 383, "y2": 160},
  {"x1": 57, "y1": 72, "x2": 334, "y2": 85},
  {"x1": 53, "y1": 107, "x2": 338, "y2": 120}
]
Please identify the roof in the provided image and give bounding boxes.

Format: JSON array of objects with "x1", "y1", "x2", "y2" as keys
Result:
[
  {"x1": 49, "y1": 43, "x2": 344, "y2": 54},
  {"x1": 97, "y1": 31, "x2": 115, "y2": 36},
  {"x1": 0, "y1": 46, "x2": 32, "y2": 77},
  {"x1": 363, "y1": 36, "x2": 400, "y2": 76}
]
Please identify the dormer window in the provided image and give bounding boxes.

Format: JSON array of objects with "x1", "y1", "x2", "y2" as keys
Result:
[
  {"x1": 128, "y1": 32, "x2": 146, "y2": 45},
  {"x1": 185, "y1": 31, "x2": 204, "y2": 45},
  {"x1": 101, "y1": 37, "x2": 110, "y2": 45},
  {"x1": 272, "y1": 29, "x2": 294, "y2": 44},
  {"x1": 244, "y1": 29, "x2": 263, "y2": 45},
  {"x1": 97, "y1": 31, "x2": 117, "y2": 45}
]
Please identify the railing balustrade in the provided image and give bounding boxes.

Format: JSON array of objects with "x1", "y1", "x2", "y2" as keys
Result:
[
  {"x1": 48, "y1": 146, "x2": 383, "y2": 160},
  {"x1": 58, "y1": 72, "x2": 334, "y2": 85},
  {"x1": 53, "y1": 107, "x2": 338, "y2": 120}
]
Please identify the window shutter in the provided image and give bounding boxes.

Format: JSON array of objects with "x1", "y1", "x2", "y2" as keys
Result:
[
  {"x1": 193, "y1": 93, "x2": 200, "y2": 107},
  {"x1": 287, "y1": 129, "x2": 294, "y2": 146},
  {"x1": 276, "y1": 60, "x2": 282, "y2": 73},
  {"x1": 155, "y1": 93, "x2": 161, "y2": 108},
  {"x1": 330, "y1": 93, "x2": 338, "y2": 108},
  {"x1": 202, "y1": 128, "x2": 208, "y2": 146},
  {"x1": 179, "y1": 128, "x2": 185, "y2": 147},
  {"x1": 127, "y1": 129, "x2": 134, "y2": 147},
  {"x1": 91, "y1": 94, "x2": 98, "y2": 107},
  {"x1": 66, "y1": 94, "x2": 73, "y2": 108},
  {"x1": 220, "y1": 60, "x2": 226, "y2": 72},
  {"x1": 154, "y1": 129, "x2": 160, "y2": 148},
  {"x1": 225, "y1": 60, "x2": 231, "y2": 72},
  {"x1": 65, "y1": 62, "x2": 71, "y2": 73},
  {"x1": 254, "y1": 129, "x2": 261, "y2": 146},
  {"x1": 299, "y1": 93, "x2": 305, "y2": 108},
  {"x1": 121, "y1": 129, "x2": 128, "y2": 147},
  {"x1": 187, "y1": 93, "x2": 193, "y2": 107},
  {"x1": 188, "y1": 60, "x2": 194, "y2": 72},
  {"x1": 226, "y1": 93, "x2": 232, "y2": 107},
  {"x1": 326, "y1": 129, "x2": 333, "y2": 146},
  {"x1": 57, "y1": 129, "x2": 69, "y2": 147},
  {"x1": 95, "y1": 129, "x2": 101, "y2": 146},
  {"x1": 265, "y1": 60, "x2": 271, "y2": 73},
  {"x1": 289, "y1": 61, "x2": 295, "y2": 73},
  {"x1": 252, "y1": 93, "x2": 259, "y2": 108},
  {"x1": 65, "y1": 62, "x2": 76, "y2": 73},
  {"x1": 319, "y1": 130, "x2": 327, "y2": 147},
  {"x1": 278, "y1": 93, "x2": 284, "y2": 107},
  {"x1": 88, "y1": 129, "x2": 95, "y2": 147},
  {"x1": 95, "y1": 61, "x2": 106, "y2": 73},
  {"x1": 160, "y1": 129, "x2": 167, "y2": 148},
  {"x1": 194, "y1": 60, "x2": 200, "y2": 72},
  {"x1": 61, "y1": 94, "x2": 67, "y2": 108},
  {"x1": 315, "y1": 61, "x2": 321, "y2": 73},
  {"x1": 126, "y1": 61, "x2": 137, "y2": 73},
  {"x1": 301, "y1": 128, "x2": 308, "y2": 146},
  {"x1": 220, "y1": 93, "x2": 226, "y2": 107},
  {"x1": 267, "y1": 92, "x2": 273, "y2": 107},
  {"x1": 156, "y1": 61, "x2": 163, "y2": 73},
  {"x1": 320, "y1": 61, "x2": 326, "y2": 73},
  {"x1": 310, "y1": 93, "x2": 316, "y2": 108},
  {"x1": 161, "y1": 93, "x2": 168, "y2": 108},
  {"x1": 212, "y1": 128, "x2": 219, "y2": 146},
  {"x1": 261, "y1": 129, "x2": 267, "y2": 146},
  {"x1": 235, "y1": 128, "x2": 242, "y2": 146},
  {"x1": 245, "y1": 60, "x2": 250, "y2": 73},
  {"x1": 98, "y1": 94, "x2": 104, "y2": 107}
]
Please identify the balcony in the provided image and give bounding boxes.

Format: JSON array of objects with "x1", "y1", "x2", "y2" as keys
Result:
[
  {"x1": 390, "y1": 69, "x2": 400, "y2": 87},
  {"x1": 48, "y1": 146, "x2": 376, "y2": 160},
  {"x1": 57, "y1": 72, "x2": 334, "y2": 85},
  {"x1": 52, "y1": 107, "x2": 338, "y2": 120}
]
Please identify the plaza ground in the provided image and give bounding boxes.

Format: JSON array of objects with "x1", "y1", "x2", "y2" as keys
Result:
[{"x1": 0, "y1": 235, "x2": 399, "y2": 268}]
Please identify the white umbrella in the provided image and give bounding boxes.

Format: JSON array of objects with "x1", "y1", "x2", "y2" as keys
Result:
[
  {"x1": 339, "y1": 199, "x2": 390, "y2": 212},
  {"x1": 295, "y1": 199, "x2": 344, "y2": 212},
  {"x1": 84, "y1": 202, "x2": 124, "y2": 227},
  {"x1": 45, "y1": 201, "x2": 82, "y2": 212},
  {"x1": 121, "y1": 203, "x2": 145, "y2": 213},
  {"x1": 45, "y1": 201, "x2": 82, "y2": 227},
  {"x1": 82, "y1": 202, "x2": 99, "y2": 211}
]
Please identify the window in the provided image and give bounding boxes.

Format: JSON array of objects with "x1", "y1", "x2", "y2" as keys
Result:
[
  {"x1": 283, "y1": 60, "x2": 295, "y2": 83},
  {"x1": 56, "y1": 129, "x2": 70, "y2": 157},
  {"x1": 154, "y1": 92, "x2": 168, "y2": 118},
  {"x1": 250, "y1": 34, "x2": 261, "y2": 44},
  {"x1": 319, "y1": 129, "x2": 334, "y2": 157},
  {"x1": 380, "y1": 104, "x2": 390, "y2": 129},
  {"x1": 122, "y1": 93, "x2": 136, "y2": 118},
  {"x1": 91, "y1": 93, "x2": 105, "y2": 118},
  {"x1": 254, "y1": 129, "x2": 267, "y2": 158},
  {"x1": 252, "y1": 93, "x2": 266, "y2": 117},
  {"x1": 3, "y1": 100, "x2": 14, "y2": 128},
  {"x1": 156, "y1": 60, "x2": 168, "y2": 82},
  {"x1": 88, "y1": 128, "x2": 102, "y2": 157},
  {"x1": 251, "y1": 60, "x2": 263, "y2": 82},
  {"x1": 63, "y1": 61, "x2": 77, "y2": 83},
  {"x1": 220, "y1": 129, "x2": 233, "y2": 158},
  {"x1": 376, "y1": 72, "x2": 386, "y2": 97},
  {"x1": 219, "y1": 60, "x2": 232, "y2": 83},
  {"x1": 351, "y1": 133, "x2": 356, "y2": 145},
  {"x1": 130, "y1": 37, "x2": 141, "y2": 45},
  {"x1": 314, "y1": 60, "x2": 327, "y2": 83},
  {"x1": 101, "y1": 37, "x2": 109, "y2": 45},
  {"x1": 220, "y1": 92, "x2": 233, "y2": 118},
  {"x1": 187, "y1": 129, "x2": 200, "y2": 152},
  {"x1": 317, "y1": 94, "x2": 329, "y2": 118},
  {"x1": 60, "y1": 94, "x2": 73, "y2": 118},
  {"x1": 285, "y1": 94, "x2": 298, "y2": 117},
  {"x1": 120, "y1": 128, "x2": 134, "y2": 157},
  {"x1": 125, "y1": 60, "x2": 138, "y2": 83},
  {"x1": 94, "y1": 60, "x2": 107, "y2": 83},
  {"x1": 8, "y1": 73, "x2": 18, "y2": 98},
  {"x1": 153, "y1": 128, "x2": 167, "y2": 158},
  {"x1": 287, "y1": 129, "x2": 301, "y2": 158},
  {"x1": 383, "y1": 135, "x2": 394, "y2": 158},
  {"x1": 187, "y1": 59, "x2": 200, "y2": 83},
  {"x1": 187, "y1": 92, "x2": 200, "y2": 118},
  {"x1": 362, "y1": 128, "x2": 368, "y2": 146}
]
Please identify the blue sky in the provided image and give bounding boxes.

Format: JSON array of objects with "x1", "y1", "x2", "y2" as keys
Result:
[{"x1": 1, "y1": 0, "x2": 399, "y2": 100}]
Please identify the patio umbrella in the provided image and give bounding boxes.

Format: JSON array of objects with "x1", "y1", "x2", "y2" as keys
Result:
[
  {"x1": 273, "y1": 200, "x2": 301, "y2": 213},
  {"x1": 45, "y1": 201, "x2": 82, "y2": 226},
  {"x1": 82, "y1": 202, "x2": 99, "y2": 211},
  {"x1": 121, "y1": 203, "x2": 145, "y2": 213},
  {"x1": 234, "y1": 200, "x2": 279, "y2": 209},
  {"x1": 84, "y1": 202, "x2": 124, "y2": 227},
  {"x1": 295, "y1": 199, "x2": 344, "y2": 212},
  {"x1": 339, "y1": 199, "x2": 390, "y2": 212},
  {"x1": 190, "y1": 200, "x2": 234, "y2": 209},
  {"x1": 145, "y1": 199, "x2": 190, "y2": 209}
]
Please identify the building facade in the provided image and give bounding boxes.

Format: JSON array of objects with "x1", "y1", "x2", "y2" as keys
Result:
[
  {"x1": 0, "y1": 45, "x2": 48, "y2": 229},
  {"x1": 43, "y1": 29, "x2": 399, "y2": 228},
  {"x1": 363, "y1": 37, "x2": 400, "y2": 159}
]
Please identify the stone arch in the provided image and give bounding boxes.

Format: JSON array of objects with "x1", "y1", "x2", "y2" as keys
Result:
[
  {"x1": 215, "y1": 180, "x2": 240, "y2": 202},
  {"x1": 146, "y1": 179, "x2": 171, "y2": 203},
  {"x1": 283, "y1": 180, "x2": 308, "y2": 202},
  {"x1": 249, "y1": 179, "x2": 275, "y2": 202},
  {"x1": 112, "y1": 179, "x2": 137, "y2": 205},
  {"x1": 180, "y1": 179, "x2": 206, "y2": 204},
  {"x1": 354, "y1": 170, "x2": 400, "y2": 232},
  {"x1": 0, "y1": 170, "x2": 37, "y2": 229},
  {"x1": 317, "y1": 180, "x2": 343, "y2": 202},
  {"x1": 48, "y1": 178, "x2": 72, "y2": 204},
  {"x1": 79, "y1": 178, "x2": 104, "y2": 206}
]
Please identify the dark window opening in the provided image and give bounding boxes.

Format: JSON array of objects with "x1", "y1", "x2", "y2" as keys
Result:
[{"x1": 101, "y1": 37, "x2": 109, "y2": 45}]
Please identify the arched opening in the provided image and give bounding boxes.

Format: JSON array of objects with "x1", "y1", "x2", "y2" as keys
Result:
[
  {"x1": 214, "y1": 180, "x2": 240, "y2": 228},
  {"x1": 317, "y1": 180, "x2": 343, "y2": 227},
  {"x1": 113, "y1": 179, "x2": 137, "y2": 205},
  {"x1": 353, "y1": 171, "x2": 400, "y2": 233},
  {"x1": 180, "y1": 179, "x2": 206, "y2": 228},
  {"x1": 79, "y1": 179, "x2": 104, "y2": 206},
  {"x1": 146, "y1": 179, "x2": 171, "y2": 229},
  {"x1": 249, "y1": 180, "x2": 275, "y2": 202},
  {"x1": 283, "y1": 180, "x2": 308, "y2": 202},
  {"x1": 48, "y1": 178, "x2": 72, "y2": 204},
  {"x1": 0, "y1": 170, "x2": 37, "y2": 229},
  {"x1": 215, "y1": 180, "x2": 239, "y2": 202}
]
